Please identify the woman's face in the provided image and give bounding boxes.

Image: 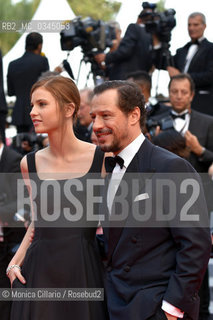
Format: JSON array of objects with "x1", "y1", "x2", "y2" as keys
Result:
[{"x1": 30, "y1": 87, "x2": 60, "y2": 134}]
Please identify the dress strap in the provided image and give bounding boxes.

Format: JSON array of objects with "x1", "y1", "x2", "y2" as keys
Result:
[
  {"x1": 89, "y1": 147, "x2": 104, "y2": 173},
  {"x1": 26, "y1": 151, "x2": 37, "y2": 173}
]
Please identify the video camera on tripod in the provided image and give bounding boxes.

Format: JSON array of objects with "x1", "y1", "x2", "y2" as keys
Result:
[
  {"x1": 140, "y1": 2, "x2": 176, "y2": 67},
  {"x1": 60, "y1": 17, "x2": 116, "y2": 83}
]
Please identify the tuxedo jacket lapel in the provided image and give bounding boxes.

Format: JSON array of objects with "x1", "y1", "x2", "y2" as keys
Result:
[
  {"x1": 188, "y1": 40, "x2": 208, "y2": 71},
  {"x1": 188, "y1": 110, "x2": 201, "y2": 138},
  {"x1": 0, "y1": 146, "x2": 7, "y2": 172}
]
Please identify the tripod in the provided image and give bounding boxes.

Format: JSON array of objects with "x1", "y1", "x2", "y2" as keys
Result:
[
  {"x1": 76, "y1": 52, "x2": 106, "y2": 87},
  {"x1": 154, "y1": 41, "x2": 174, "y2": 98}
]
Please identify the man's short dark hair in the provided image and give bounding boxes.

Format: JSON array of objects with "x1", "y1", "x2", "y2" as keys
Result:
[
  {"x1": 126, "y1": 70, "x2": 152, "y2": 92},
  {"x1": 93, "y1": 80, "x2": 146, "y2": 129},
  {"x1": 25, "y1": 32, "x2": 43, "y2": 51},
  {"x1": 168, "y1": 73, "x2": 195, "y2": 93}
]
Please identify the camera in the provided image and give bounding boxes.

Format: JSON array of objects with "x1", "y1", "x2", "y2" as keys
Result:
[
  {"x1": 141, "y1": 2, "x2": 176, "y2": 43},
  {"x1": 146, "y1": 115, "x2": 174, "y2": 137},
  {"x1": 60, "y1": 17, "x2": 116, "y2": 78},
  {"x1": 60, "y1": 16, "x2": 115, "y2": 52}
]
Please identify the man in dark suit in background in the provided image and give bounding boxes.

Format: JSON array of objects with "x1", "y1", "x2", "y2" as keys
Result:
[
  {"x1": 90, "y1": 80, "x2": 211, "y2": 320},
  {"x1": 153, "y1": 74, "x2": 213, "y2": 175},
  {"x1": 167, "y1": 12, "x2": 213, "y2": 116},
  {"x1": 126, "y1": 70, "x2": 169, "y2": 118},
  {"x1": 94, "y1": 9, "x2": 154, "y2": 80},
  {"x1": 7, "y1": 32, "x2": 49, "y2": 133},
  {"x1": 0, "y1": 50, "x2": 8, "y2": 144},
  {"x1": 74, "y1": 88, "x2": 93, "y2": 143},
  {"x1": 0, "y1": 134, "x2": 25, "y2": 320}
]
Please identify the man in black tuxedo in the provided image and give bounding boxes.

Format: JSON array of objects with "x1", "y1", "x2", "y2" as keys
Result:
[
  {"x1": 167, "y1": 12, "x2": 213, "y2": 116},
  {"x1": 90, "y1": 80, "x2": 211, "y2": 320},
  {"x1": 154, "y1": 74, "x2": 213, "y2": 198},
  {"x1": 7, "y1": 32, "x2": 49, "y2": 133},
  {"x1": 0, "y1": 50, "x2": 7, "y2": 144},
  {"x1": 0, "y1": 134, "x2": 25, "y2": 319}
]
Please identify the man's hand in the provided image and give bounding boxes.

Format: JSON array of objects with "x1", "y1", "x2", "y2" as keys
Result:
[
  {"x1": 94, "y1": 53, "x2": 106, "y2": 65},
  {"x1": 184, "y1": 130, "x2": 203, "y2": 156},
  {"x1": 167, "y1": 66, "x2": 180, "y2": 77}
]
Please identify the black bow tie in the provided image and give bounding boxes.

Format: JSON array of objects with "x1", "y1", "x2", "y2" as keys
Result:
[
  {"x1": 188, "y1": 40, "x2": 200, "y2": 47},
  {"x1": 105, "y1": 156, "x2": 124, "y2": 173},
  {"x1": 170, "y1": 112, "x2": 188, "y2": 120}
]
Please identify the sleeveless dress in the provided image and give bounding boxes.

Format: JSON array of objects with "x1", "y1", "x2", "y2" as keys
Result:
[{"x1": 10, "y1": 147, "x2": 108, "y2": 320}]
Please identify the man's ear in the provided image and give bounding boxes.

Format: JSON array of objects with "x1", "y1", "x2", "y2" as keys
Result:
[
  {"x1": 130, "y1": 106, "x2": 141, "y2": 125},
  {"x1": 65, "y1": 103, "x2": 75, "y2": 118},
  {"x1": 190, "y1": 91, "x2": 195, "y2": 103},
  {"x1": 37, "y1": 43, "x2": 42, "y2": 54}
]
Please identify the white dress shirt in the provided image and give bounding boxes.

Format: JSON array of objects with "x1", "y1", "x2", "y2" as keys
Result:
[
  {"x1": 171, "y1": 110, "x2": 190, "y2": 136},
  {"x1": 184, "y1": 36, "x2": 204, "y2": 72},
  {"x1": 0, "y1": 143, "x2": 4, "y2": 160},
  {"x1": 107, "y1": 133, "x2": 145, "y2": 212}
]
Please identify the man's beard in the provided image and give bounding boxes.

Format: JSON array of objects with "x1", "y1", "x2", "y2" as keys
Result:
[
  {"x1": 98, "y1": 130, "x2": 128, "y2": 154},
  {"x1": 99, "y1": 139, "x2": 121, "y2": 153}
]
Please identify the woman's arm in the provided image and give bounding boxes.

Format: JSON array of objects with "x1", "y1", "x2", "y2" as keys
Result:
[
  {"x1": 7, "y1": 155, "x2": 35, "y2": 286},
  {"x1": 7, "y1": 222, "x2": 34, "y2": 285}
]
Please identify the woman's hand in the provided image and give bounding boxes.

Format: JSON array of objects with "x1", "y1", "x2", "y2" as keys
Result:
[
  {"x1": 7, "y1": 265, "x2": 26, "y2": 287},
  {"x1": 29, "y1": 227, "x2": 35, "y2": 243}
]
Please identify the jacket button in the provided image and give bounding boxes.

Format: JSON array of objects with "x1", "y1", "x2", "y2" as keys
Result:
[
  {"x1": 131, "y1": 236, "x2": 137, "y2": 243},
  {"x1": 124, "y1": 265, "x2": 131, "y2": 272},
  {"x1": 107, "y1": 266, "x2": 112, "y2": 272}
]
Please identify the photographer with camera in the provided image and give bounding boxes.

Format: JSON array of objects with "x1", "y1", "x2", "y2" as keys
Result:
[
  {"x1": 94, "y1": 5, "x2": 157, "y2": 80},
  {"x1": 94, "y1": 2, "x2": 176, "y2": 80},
  {"x1": 167, "y1": 12, "x2": 213, "y2": 116}
]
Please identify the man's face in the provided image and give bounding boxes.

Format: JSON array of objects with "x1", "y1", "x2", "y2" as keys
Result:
[
  {"x1": 77, "y1": 91, "x2": 92, "y2": 127},
  {"x1": 90, "y1": 89, "x2": 133, "y2": 154},
  {"x1": 188, "y1": 15, "x2": 206, "y2": 41},
  {"x1": 169, "y1": 79, "x2": 194, "y2": 113}
]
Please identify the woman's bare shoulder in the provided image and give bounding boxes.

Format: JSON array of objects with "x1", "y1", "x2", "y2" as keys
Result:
[{"x1": 20, "y1": 155, "x2": 28, "y2": 174}]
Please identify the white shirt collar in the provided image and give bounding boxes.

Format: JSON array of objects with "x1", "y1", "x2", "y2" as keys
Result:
[
  {"x1": 87, "y1": 122, "x2": 93, "y2": 131},
  {"x1": 117, "y1": 133, "x2": 145, "y2": 169},
  {"x1": 197, "y1": 36, "x2": 205, "y2": 43},
  {"x1": 0, "y1": 144, "x2": 4, "y2": 161}
]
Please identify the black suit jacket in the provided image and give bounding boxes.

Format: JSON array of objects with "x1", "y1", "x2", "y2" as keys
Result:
[
  {"x1": 173, "y1": 38, "x2": 213, "y2": 115},
  {"x1": 7, "y1": 51, "x2": 49, "y2": 126},
  {"x1": 188, "y1": 110, "x2": 213, "y2": 170},
  {"x1": 103, "y1": 139, "x2": 211, "y2": 320},
  {"x1": 0, "y1": 145, "x2": 25, "y2": 243},
  {"x1": 188, "y1": 110, "x2": 213, "y2": 212},
  {"x1": 0, "y1": 50, "x2": 7, "y2": 143},
  {"x1": 105, "y1": 24, "x2": 153, "y2": 80},
  {"x1": 0, "y1": 50, "x2": 7, "y2": 115}
]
